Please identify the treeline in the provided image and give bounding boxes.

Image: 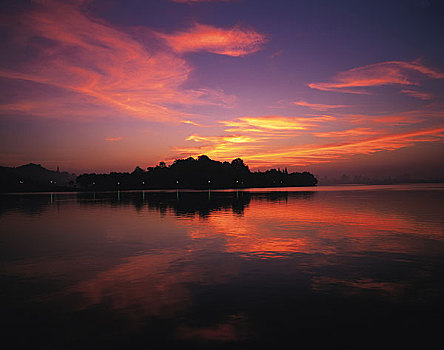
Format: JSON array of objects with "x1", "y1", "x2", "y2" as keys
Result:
[{"x1": 76, "y1": 155, "x2": 317, "y2": 190}]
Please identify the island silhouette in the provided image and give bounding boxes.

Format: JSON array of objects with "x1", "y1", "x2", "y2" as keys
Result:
[
  {"x1": 77, "y1": 155, "x2": 318, "y2": 190},
  {"x1": 0, "y1": 163, "x2": 76, "y2": 192},
  {"x1": 0, "y1": 155, "x2": 317, "y2": 192}
]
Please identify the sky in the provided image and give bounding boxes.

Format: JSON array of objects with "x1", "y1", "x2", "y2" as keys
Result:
[{"x1": 0, "y1": 0, "x2": 443, "y2": 179}]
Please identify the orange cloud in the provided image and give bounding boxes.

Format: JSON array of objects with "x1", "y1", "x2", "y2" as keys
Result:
[
  {"x1": 239, "y1": 127, "x2": 444, "y2": 167},
  {"x1": 294, "y1": 100, "x2": 348, "y2": 111},
  {"x1": 158, "y1": 23, "x2": 267, "y2": 57},
  {"x1": 221, "y1": 115, "x2": 336, "y2": 133},
  {"x1": 172, "y1": 115, "x2": 337, "y2": 162},
  {"x1": 174, "y1": 132, "x2": 266, "y2": 159},
  {"x1": 186, "y1": 134, "x2": 259, "y2": 144},
  {"x1": 182, "y1": 120, "x2": 205, "y2": 127},
  {"x1": 309, "y1": 60, "x2": 444, "y2": 94},
  {"x1": 173, "y1": 107, "x2": 444, "y2": 168}
]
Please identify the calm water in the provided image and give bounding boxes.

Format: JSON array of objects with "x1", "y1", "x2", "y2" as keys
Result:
[{"x1": 1, "y1": 184, "x2": 444, "y2": 349}]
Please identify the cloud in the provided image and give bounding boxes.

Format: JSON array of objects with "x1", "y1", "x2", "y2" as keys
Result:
[
  {"x1": 172, "y1": 114, "x2": 337, "y2": 162},
  {"x1": 234, "y1": 127, "x2": 444, "y2": 167},
  {"x1": 182, "y1": 120, "x2": 205, "y2": 127},
  {"x1": 0, "y1": 0, "x2": 235, "y2": 122},
  {"x1": 294, "y1": 100, "x2": 348, "y2": 111},
  {"x1": 220, "y1": 115, "x2": 336, "y2": 133},
  {"x1": 172, "y1": 139, "x2": 264, "y2": 160},
  {"x1": 341, "y1": 104, "x2": 443, "y2": 126},
  {"x1": 187, "y1": 134, "x2": 257, "y2": 143},
  {"x1": 104, "y1": 137, "x2": 122, "y2": 142},
  {"x1": 172, "y1": 108, "x2": 444, "y2": 168},
  {"x1": 158, "y1": 23, "x2": 267, "y2": 57},
  {"x1": 270, "y1": 49, "x2": 283, "y2": 59},
  {"x1": 401, "y1": 89, "x2": 434, "y2": 100},
  {"x1": 308, "y1": 60, "x2": 444, "y2": 94},
  {"x1": 313, "y1": 128, "x2": 379, "y2": 138}
]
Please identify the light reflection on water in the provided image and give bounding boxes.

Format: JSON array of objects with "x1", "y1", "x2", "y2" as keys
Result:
[{"x1": 1, "y1": 184, "x2": 444, "y2": 349}]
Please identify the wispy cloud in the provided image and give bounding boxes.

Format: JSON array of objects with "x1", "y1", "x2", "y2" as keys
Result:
[
  {"x1": 158, "y1": 23, "x2": 267, "y2": 57},
  {"x1": 105, "y1": 137, "x2": 122, "y2": 142},
  {"x1": 401, "y1": 89, "x2": 434, "y2": 100},
  {"x1": 221, "y1": 115, "x2": 336, "y2": 133},
  {"x1": 186, "y1": 134, "x2": 260, "y2": 144},
  {"x1": 173, "y1": 134, "x2": 265, "y2": 160},
  {"x1": 313, "y1": 128, "x2": 379, "y2": 138},
  {"x1": 270, "y1": 50, "x2": 283, "y2": 59},
  {"x1": 182, "y1": 120, "x2": 206, "y2": 127},
  {"x1": 0, "y1": 0, "x2": 236, "y2": 122},
  {"x1": 308, "y1": 60, "x2": 444, "y2": 95},
  {"x1": 172, "y1": 107, "x2": 444, "y2": 168},
  {"x1": 230, "y1": 127, "x2": 444, "y2": 167},
  {"x1": 172, "y1": 114, "x2": 336, "y2": 163},
  {"x1": 341, "y1": 105, "x2": 443, "y2": 125},
  {"x1": 294, "y1": 100, "x2": 348, "y2": 111}
]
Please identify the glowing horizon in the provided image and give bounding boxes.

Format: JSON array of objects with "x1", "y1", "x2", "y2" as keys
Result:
[{"x1": 0, "y1": 0, "x2": 443, "y2": 178}]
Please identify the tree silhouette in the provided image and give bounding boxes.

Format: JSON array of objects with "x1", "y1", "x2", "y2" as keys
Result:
[{"x1": 76, "y1": 155, "x2": 317, "y2": 190}]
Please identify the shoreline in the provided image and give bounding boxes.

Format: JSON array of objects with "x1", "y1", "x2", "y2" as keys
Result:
[{"x1": 2, "y1": 182, "x2": 444, "y2": 196}]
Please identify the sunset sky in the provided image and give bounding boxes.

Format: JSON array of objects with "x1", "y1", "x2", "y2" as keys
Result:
[{"x1": 1, "y1": 0, "x2": 443, "y2": 178}]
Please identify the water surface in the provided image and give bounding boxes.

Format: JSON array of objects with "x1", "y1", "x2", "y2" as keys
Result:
[{"x1": 1, "y1": 184, "x2": 443, "y2": 349}]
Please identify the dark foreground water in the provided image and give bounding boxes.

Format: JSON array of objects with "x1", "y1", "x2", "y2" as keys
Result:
[{"x1": 1, "y1": 184, "x2": 444, "y2": 349}]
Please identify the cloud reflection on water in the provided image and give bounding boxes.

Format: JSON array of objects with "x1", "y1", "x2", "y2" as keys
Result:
[{"x1": 1, "y1": 186, "x2": 443, "y2": 347}]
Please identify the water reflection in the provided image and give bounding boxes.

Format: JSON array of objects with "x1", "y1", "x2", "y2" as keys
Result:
[
  {"x1": 0, "y1": 190, "x2": 315, "y2": 217},
  {"x1": 0, "y1": 185, "x2": 443, "y2": 349}
]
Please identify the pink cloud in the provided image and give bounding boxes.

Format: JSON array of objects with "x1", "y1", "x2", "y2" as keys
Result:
[
  {"x1": 158, "y1": 23, "x2": 267, "y2": 57},
  {"x1": 104, "y1": 137, "x2": 122, "y2": 142},
  {"x1": 294, "y1": 100, "x2": 348, "y2": 111},
  {"x1": 401, "y1": 89, "x2": 434, "y2": 100},
  {"x1": 0, "y1": 0, "x2": 234, "y2": 122},
  {"x1": 313, "y1": 128, "x2": 379, "y2": 138},
  {"x1": 309, "y1": 60, "x2": 444, "y2": 94}
]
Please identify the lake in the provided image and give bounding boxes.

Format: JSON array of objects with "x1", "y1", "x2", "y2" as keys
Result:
[{"x1": 1, "y1": 184, "x2": 443, "y2": 349}]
